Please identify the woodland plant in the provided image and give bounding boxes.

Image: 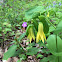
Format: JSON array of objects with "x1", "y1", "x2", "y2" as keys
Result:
[
  {"x1": 25, "y1": 3, "x2": 62, "y2": 62},
  {"x1": 2, "y1": 0, "x2": 62, "y2": 62}
]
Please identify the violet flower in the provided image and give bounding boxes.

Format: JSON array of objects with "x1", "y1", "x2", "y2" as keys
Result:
[
  {"x1": 53, "y1": 1, "x2": 56, "y2": 5},
  {"x1": 22, "y1": 22, "x2": 27, "y2": 28},
  {"x1": 52, "y1": 1, "x2": 56, "y2": 8},
  {"x1": 49, "y1": 5, "x2": 51, "y2": 8},
  {"x1": 59, "y1": 2, "x2": 62, "y2": 6}
]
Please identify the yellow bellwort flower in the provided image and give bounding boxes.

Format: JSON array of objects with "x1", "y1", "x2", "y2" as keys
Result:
[
  {"x1": 36, "y1": 22, "x2": 46, "y2": 43},
  {"x1": 47, "y1": 12, "x2": 49, "y2": 17},
  {"x1": 27, "y1": 27, "x2": 35, "y2": 43}
]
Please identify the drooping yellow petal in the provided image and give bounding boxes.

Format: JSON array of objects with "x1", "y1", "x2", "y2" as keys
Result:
[
  {"x1": 36, "y1": 22, "x2": 46, "y2": 43},
  {"x1": 40, "y1": 32, "x2": 44, "y2": 43},
  {"x1": 38, "y1": 22, "x2": 43, "y2": 33},
  {"x1": 32, "y1": 35, "x2": 35, "y2": 41},
  {"x1": 27, "y1": 27, "x2": 35, "y2": 43},
  {"x1": 27, "y1": 34, "x2": 30, "y2": 39},
  {"x1": 43, "y1": 32, "x2": 46, "y2": 41},
  {"x1": 36, "y1": 32, "x2": 40, "y2": 43},
  {"x1": 30, "y1": 37, "x2": 32, "y2": 43}
]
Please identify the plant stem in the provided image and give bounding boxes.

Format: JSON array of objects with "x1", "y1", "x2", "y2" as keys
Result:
[
  {"x1": 56, "y1": 35, "x2": 57, "y2": 50},
  {"x1": 46, "y1": 17, "x2": 56, "y2": 29},
  {"x1": 56, "y1": 35, "x2": 59, "y2": 62}
]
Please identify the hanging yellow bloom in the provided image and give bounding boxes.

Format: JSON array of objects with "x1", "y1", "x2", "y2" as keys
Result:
[
  {"x1": 27, "y1": 27, "x2": 35, "y2": 43},
  {"x1": 47, "y1": 12, "x2": 49, "y2": 17},
  {"x1": 36, "y1": 22, "x2": 46, "y2": 43}
]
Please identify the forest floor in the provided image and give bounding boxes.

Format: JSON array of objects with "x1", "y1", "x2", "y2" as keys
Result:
[{"x1": 0, "y1": 29, "x2": 41, "y2": 62}]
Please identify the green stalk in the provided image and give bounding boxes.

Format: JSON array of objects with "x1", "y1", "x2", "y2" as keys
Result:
[
  {"x1": 56, "y1": 35, "x2": 59, "y2": 62},
  {"x1": 46, "y1": 17, "x2": 56, "y2": 29},
  {"x1": 46, "y1": 17, "x2": 59, "y2": 61}
]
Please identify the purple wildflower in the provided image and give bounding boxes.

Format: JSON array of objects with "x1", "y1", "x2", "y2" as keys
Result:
[
  {"x1": 59, "y1": 2, "x2": 62, "y2": 6},
  {"x1": 22, "y1": 22, "x2": 27, "y2": 28},
  {"x1": 53, "y1": 1, "x2": 56, "y2": 5}
]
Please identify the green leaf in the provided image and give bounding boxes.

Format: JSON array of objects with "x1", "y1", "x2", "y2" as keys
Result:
[
  {"x1": 18, "y1": 32, "x2": 26, "y2": 41},
  {"x1": 0, "y1": 34, "x2": 2, "y2": 36},
  {"x1": 38, "y1": 15, "x2": 49, "y2": 34},
  {"x1": 28, "y1": 42, "x2": 35, "y2": 46},
  {"x1": 25, "y1": 6, "x2": 44, "y2": 21},
  {"x1": 17, "y1": 60, "x2": 21, "y2": 62},
  {"x1": 26, "y1": 47, "x2": 41, "y2": 56},
  {"x1": 37, "y1": 53, "x2": 43, "y2": 58},
  {"x1": 40, "y1": 57, "x2": 49, "y2": 62},
  {"x1": 32, "y1": 19, "x2": 38, "y2": 31},
  {"x1": 3, "y1": 22, "x2": 8, "y2": 25},
  {"x1": 4, "y1": 28, "x2": 12, "y2": 32},
  {"x1": 13, "y1": 48, "x2": 25, "y2": 57},
  {"x1": 49, "y1": 9, "x2": 56, "y2": 16},
  {"x1": 46, "y1": 35, "x2": 56, "y2": 53},
  {"x1": 38, "y1": 41, "x2": 46, "y2": 47},
  {"x1": 0, "y1": 27, "x2": 2, "y2": 31},
  {"x1": 49, "y1": 26, "x2": 55, "y2": 32},
  {"x1": 19, "y1": 54, "x2": 26, "y2": 60},
  {"x1": 57, "y1": 35, "x2": 62, "y2": 52},
  {"x1": 47, "y1": 35, "x2": 62, "y2": 56},
  {"x1": 56, "y1": 12, "x2": 62, "y2": 18},
  {"x1": 7, "y1": 24, "x2": 11, "y2": 28},
  {"x1": 3, "y1": 45, "x2": 17, "y2": 60},
  {"x1": 53, "y1": 21, "x2": 62, "y2": 34},
  {"x1": 13, "y1": 49, "x2": 21, "y2": 57},
  {"x1": 40, "y1": 55, "x2": 56, "y2": 62}
]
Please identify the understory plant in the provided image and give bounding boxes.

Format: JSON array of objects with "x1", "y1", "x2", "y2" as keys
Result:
[
  {"x1": 24, "y1": 4, "x2": 62, "y2": 62},
  {"x1": 2, "y1": 0, "x2": 62, "y2": 62}
]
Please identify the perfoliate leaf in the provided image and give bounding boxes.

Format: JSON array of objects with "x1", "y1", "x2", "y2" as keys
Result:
[
  {"x1": 47, "y1": 35, "x2": 62, "y2": 57},
  {"x1": 25, "y1": 6, "x2": 44, "y2": 21},
  {"x1": 46, "y1": 35, "x2": 56, "y2": 53},
  {"x1": 53, "y1": 21, "x2": 62, "y2": 34}
]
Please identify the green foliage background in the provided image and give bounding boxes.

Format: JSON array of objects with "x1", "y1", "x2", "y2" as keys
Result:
[{"x1": 0, "y1": 0, "x2": 62, "y2": 62}]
